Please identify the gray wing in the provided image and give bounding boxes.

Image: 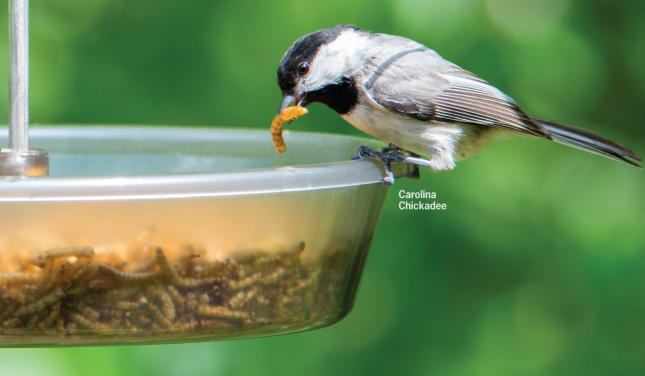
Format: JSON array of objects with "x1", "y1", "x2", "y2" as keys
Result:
[{"x1": 364, "y1": 47, "x2": 549, "y2": 137}]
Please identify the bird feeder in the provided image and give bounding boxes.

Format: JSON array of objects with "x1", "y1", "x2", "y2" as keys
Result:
[{"x1": 0, "y1": 1, "x2": 411, "y2": 346}]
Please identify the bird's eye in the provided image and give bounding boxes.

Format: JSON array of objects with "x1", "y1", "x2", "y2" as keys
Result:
[{"x1": 297, "y1": 62, "x2": 310, "y2": 75}]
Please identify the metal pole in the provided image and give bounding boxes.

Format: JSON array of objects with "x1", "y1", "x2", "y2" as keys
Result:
[
  {"x1": 9, "y1": 0, "x2": 29, "y2": 152},
  {"x1": 0, "y1": 0, "x2": 48, "y2": 176}
]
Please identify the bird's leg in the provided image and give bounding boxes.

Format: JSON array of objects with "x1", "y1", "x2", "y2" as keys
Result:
[
  {"x1": 352, "y1": 145, "x2": 434, "y2": 183},
  {"x1": 381, "y1": 143, "x2": 402, "y2": 154},
  {"x1": 353, "y1": 144, "x2": 428, "y2": 184},
  {"x1": 352, "y1": 146, "x2": 399, "y2": 184}
]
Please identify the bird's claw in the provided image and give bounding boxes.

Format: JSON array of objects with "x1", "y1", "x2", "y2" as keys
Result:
[{"x1": 352, "y1": 144, "x2": 427, "y2": 185}]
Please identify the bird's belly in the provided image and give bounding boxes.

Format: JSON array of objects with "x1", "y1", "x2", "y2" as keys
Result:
[
  {"x1": 342, "y1": 106, "x2": 468, "y2": 170},
  {"x1": 342, "y1": 107, "x2": 430, "y2": 153}
]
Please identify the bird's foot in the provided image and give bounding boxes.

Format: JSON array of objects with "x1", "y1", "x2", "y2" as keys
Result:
[{"x1": 352, "y1": 145, "x2": 430, "y2": 185}]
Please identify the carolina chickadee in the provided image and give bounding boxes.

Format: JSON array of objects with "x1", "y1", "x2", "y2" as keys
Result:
[{"x1": 277, "y1": 25, "x2": 641, "y2": 181}]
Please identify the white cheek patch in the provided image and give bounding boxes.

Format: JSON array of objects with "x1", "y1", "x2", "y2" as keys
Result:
[{"x1": 305, "y1": 30, "x2": 367, "y2": 92}]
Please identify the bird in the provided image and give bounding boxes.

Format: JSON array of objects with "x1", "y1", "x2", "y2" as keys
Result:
[{"x1": 276, "y1": 25, "x2": 641, "y2": 183}]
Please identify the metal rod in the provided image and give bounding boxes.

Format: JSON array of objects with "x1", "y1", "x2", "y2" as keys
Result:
[{"x1": 9, "y1": 0, "x2": 29, "y2": 152}]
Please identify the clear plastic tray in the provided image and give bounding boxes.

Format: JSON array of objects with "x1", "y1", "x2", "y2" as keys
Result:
[{"x1": 0, "y1": 126, "x2": 393, "y2": 346}]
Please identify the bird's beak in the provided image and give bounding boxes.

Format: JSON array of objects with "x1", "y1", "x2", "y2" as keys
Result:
[{"x1": 279, "y1": 93, "x2": 306, "y2": 114}]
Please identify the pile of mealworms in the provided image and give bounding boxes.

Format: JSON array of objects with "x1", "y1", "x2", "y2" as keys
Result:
[{"x1": 0, "y1": 241, "x2": 341, "y2": 337}]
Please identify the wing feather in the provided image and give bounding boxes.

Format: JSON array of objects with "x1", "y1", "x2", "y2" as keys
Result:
[{"x1": 365, "y1": 48, "x2": 549, "y2": 137}]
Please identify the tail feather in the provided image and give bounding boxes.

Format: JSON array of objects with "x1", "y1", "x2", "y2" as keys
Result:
[{"x1": 535, "y1": 118, "x2": 642, "y2": 167}]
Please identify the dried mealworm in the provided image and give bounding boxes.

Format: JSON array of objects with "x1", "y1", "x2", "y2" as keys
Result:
[
  {"x1": 38, "y1": 246, "x2": 94, "y2": 262},
  {"x1": 185, "y1": 292, "x2": 198, "y2": 313},
  {"x1": 155, "y1": 247, "x2": 177, "y2": 279},
  {"x1": 56, "y1": 317, "x2": 65, "y2": 332},
  {"x1": 79, "y1": 306, "x2": 101, "y2": 322},
  {"x1": 157, "y1": 286, "x2": 176, "y2": 321},
  {"x1": 228, "y1": 291, "x2": 246, "y2": 309},
  {"x1": 196, "y1": 258, "x2": 231, "y2": 278},
  {"x1": 66, "y1": 322, "x2": 79, "y2": 334},
  {"x1": 146, "y1": 285, "x2": 176, "y2": 322},
  {"x1": 27, "y1": 312, "x2": 43, "y2": 330},
  {"x1": 136, "y1": 315, "x2": 152, "y2": 327},
  {"x1": 270, "y1": 106, "x2": 308, "y2": 154},
  {"x1": 0, "y1": 273, "x2": 37, "y2": 285},
  {"x1": 176, "y1": 276, "x2": 217, "y2": 289},
  {"x1": 147, "y1": 302, "x2": 172, "y2": 329},
  {"x1": 103, "y1": 286, "x2": 140, "y2": 302},
  {"x1": 14, "y1": 287, "x2": 65, "y2": 317},
  {"x1": 227, "y1": 273, "x2": 260, "y2": 290},
  {"x1": 67, "y1": 260, "x2": 95, "y2": 285},
  {"x1": 259, "y1": 267, "x2": 286, "y2": 286},
  {"x1": 197, "y1": 304, "x2": 249, "y2": 321},
  {"x1": 172, "y1": 319, "x2": 198, "y2": 332},
  {"x1": 115, "y1": 300, "x2": 141, "y2": 310},
  {"x1": 2, "y1": 318, "x2": 21, "y2": 328},
  {"x1": 72, "y1": 312, "x2": 108, "y2": 330},
  {"x1": 199, "y1": 319, "x2": 236, "y2": 329},
  {"x1": 38, "y1": 302, "x2": 61, "y2": 330},
  {"x1": 97, "y1": 264, "x2": 157, "y2": 284},
  {"x1": 155, "y1": 247, "x2": 214, "y2": 287},
  {"x1": 165, "y1": 285, "x2": 184, "y2": 307}
]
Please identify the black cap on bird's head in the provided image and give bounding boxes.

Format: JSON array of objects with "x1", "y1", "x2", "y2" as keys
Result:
[{"x1": 277, "y1": 25, "x2": 361, "y2": 115}]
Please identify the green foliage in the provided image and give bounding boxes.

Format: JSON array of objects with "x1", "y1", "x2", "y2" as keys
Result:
[{"x1": 0, "y1": 0, "x2": 643, "y2": 374}]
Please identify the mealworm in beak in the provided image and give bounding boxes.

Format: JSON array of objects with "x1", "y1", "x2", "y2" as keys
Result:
[{"x1": 270, "y1": 106, "x2": 308, "y2": 154}]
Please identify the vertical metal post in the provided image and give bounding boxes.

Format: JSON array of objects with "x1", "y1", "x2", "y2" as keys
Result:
[
  {"x1": 9, "y1": 0, "x2": 29, "y2": 152},
  {"x1": 0, "y1": 0, "x2": 48, "y2": 176}
]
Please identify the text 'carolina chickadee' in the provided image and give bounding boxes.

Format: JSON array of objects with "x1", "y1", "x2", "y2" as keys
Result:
[{"x1": 277, "y1": 25, "x2": 641, "y2": 182}]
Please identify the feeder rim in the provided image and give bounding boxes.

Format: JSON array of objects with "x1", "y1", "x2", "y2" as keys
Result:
[{"x1": 0, "y1": 125, "x2": 391, "y2": 202}]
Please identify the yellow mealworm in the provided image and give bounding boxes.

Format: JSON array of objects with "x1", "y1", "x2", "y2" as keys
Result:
[
  {"x1": 14, "y1": 287, "x2": 65, "y2": 316},
  {"x1": 197, "y1": 304, "x2": 249, "y2": 321},
  {"x1": 38, "y1": 302, "x2": 61, "y2": 330},
  {"x1": 38, "y1": 246, "x2": 94, "y2": 262},
  {"x1": 97, "y1": 264, "x2": 158, "y2": 284},
  {"x1": 270, "y1": 106, "x2": 308, "y2": 154}
]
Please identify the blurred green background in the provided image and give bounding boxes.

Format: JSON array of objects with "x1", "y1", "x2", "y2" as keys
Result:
[{"x1": 0, "y1": 0, "x2": 644, "y2": 375}]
